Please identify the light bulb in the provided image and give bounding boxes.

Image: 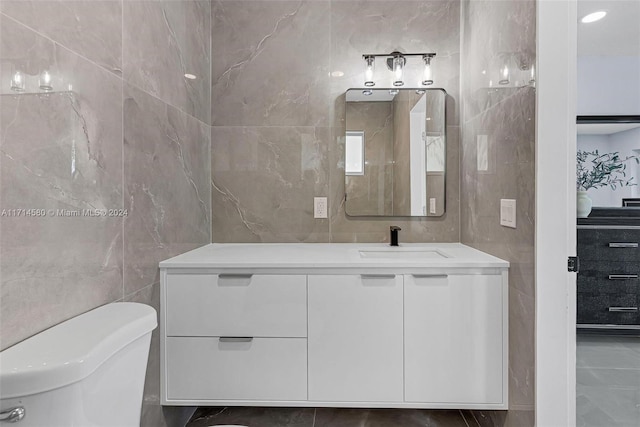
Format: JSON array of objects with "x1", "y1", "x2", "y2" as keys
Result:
[
  {"x1": 422, "y1": 55, "x2": 433, "y2": 86},
  {"x1": 393, "y1": 55, "x2": 404, "y2": 87},
  {"x1": 39, "y1": 70, "x2": 53, "y2": 91},
  {"x1": 529, "y1": 64, "x2": 536, "y2": 84},
  {"x1": 10, "y1": 71, "x2": 25, "y2": 92},
  {"x1": 364, "y1": 56, "x2": 375, "y2": 87},
  {"x1": 499, "y1": 65, "x2": 510, "y2": 85}
]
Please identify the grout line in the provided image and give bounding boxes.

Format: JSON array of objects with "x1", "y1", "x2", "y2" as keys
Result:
[
  {"x1": 121, "y1": 0, "x2": 125, "y2": 303},
  {"x1": 123, "y1": 282, "x2": 158, "y2": 302},
  {"x1": 1, "y1": 11, "x2": 210, "y2": 129}
]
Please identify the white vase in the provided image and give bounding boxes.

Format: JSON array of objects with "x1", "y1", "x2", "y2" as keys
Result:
[{"x1": 577, "y1": 191, "x2": 592, "y2": 218}]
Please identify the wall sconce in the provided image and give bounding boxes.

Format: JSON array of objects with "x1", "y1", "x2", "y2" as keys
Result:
[{"x1": 362, "y1": 51, "x2": 436, "y2": 88}]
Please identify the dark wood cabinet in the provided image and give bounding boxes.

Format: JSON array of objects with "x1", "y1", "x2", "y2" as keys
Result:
[{"x1": 577, "y1": 226, "x2": 640, "y2": 330}]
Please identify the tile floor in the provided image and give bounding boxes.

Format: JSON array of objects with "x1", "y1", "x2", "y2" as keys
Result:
[
  {"x1": 577, "y1": 333, "x2": 640, "y2": 427},
  {"x1": 187, "y1": 407, "x2": 483, "y2": 427}
]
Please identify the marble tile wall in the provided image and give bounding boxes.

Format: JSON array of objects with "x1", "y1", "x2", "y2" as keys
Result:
[
  {"x1": 211, "y1": 0, "x2": 461, "y2": 243},
  {"x1": 0, "y1": 2, "x2": 211, "y2": 426},
  {"x1": 459, "y1": 0, "x2": 536, "y2": 426}
]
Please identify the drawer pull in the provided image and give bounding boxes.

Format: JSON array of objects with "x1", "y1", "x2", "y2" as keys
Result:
[
  {"x1": 218, "y1": 274, "x2": 253, "y2": 279},
  {"x1": 219, "y1": 337, "x2": 254, "y2": 342},
  {"x1": 608, "y1": 274, "x2": 639, "y2": 280},
  {"x1": 412, "y1": 274, "x2": 448, "y2": 279},
  {"x1": 608, "y1": 307, "x2": 639, "y2": 312},
  {"x1": 609, "y1": 242, "x2": 639, "y2": 248},
  {"x1": 360, "y1": 274, "x2": 396, "y2": 279}
]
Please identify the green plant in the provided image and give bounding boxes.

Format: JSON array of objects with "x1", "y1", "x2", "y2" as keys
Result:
[{"x1": 576, "y1": 150, "x2": 640, "y2": 191}]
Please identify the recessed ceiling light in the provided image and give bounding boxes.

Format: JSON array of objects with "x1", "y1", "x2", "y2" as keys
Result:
[
  {"x1": 184, "y1": 73, "x2": 197, "y2": 80},
  {"x1": 581, "y1": 11, "x2": 607, "y2": 23}
]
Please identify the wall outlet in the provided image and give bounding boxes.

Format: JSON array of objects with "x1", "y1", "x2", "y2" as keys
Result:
[
  {"x1": 314, "y1": 197, "x2": 328, "y2": 219},
  {"x1": 500, "y1": 199, "x2": 516, "y2": 228}
]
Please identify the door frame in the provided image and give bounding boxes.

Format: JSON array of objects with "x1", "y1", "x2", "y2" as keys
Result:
[{"x1": 535, "y1": 0, "x2": 577, "y2": 425}]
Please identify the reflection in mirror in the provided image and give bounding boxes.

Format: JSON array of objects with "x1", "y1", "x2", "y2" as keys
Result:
[
  {"x1": 344, "y1": 88, "x2": 446, "y2": 217},
  {"x1": 577, "y1": 116, "x2": 640, "y2": 208}
]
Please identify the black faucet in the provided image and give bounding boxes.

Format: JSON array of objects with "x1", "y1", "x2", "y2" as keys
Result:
[{"x1": 390, "y1": 226, "x2": 401, "y2": 247}]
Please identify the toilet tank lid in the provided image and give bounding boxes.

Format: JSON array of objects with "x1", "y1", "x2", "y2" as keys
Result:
[{"x1": 0, "y1": 302, "x2": 157, "y2": 399}]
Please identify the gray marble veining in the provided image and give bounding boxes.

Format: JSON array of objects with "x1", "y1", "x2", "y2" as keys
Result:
[
  {"x1": 211, "y1": 0, "x2": 331, "y2": 127},
  {"x1": 123, "y1": 0, "x2": 211, "y2": 124},
  {"x1": 0, "y1": 15, "x2": 124, "y2": 350},
  {"x1": 211, "y1": 0, "x2": 462, "y2": 244},
  {"x1": 0, "y1": 3, "x2": 212, "y2": 427},
  {"x1": 211, "y1": 125, "x2": 330, "y2": 242},
  {"x1": 0, "y1": 1, "x2": 123, "y2": 76},
  {"x1": 123, "y1": 83, "x2": 211, "y2": 296}
]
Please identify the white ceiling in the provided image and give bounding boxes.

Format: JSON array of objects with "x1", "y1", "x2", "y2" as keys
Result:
[{"x1": 578, "y1": 0, "x2": 640, "y2": 56}]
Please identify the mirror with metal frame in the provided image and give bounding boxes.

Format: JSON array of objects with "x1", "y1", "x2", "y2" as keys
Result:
[
  {"x1": 344, "y1": 88, "x2": 446, "y2": 217},
  {"x1": 577, "y1": 115, "x2": 640, "y2": 211}
]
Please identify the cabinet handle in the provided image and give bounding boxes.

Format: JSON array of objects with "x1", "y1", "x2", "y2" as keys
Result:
[
  {"x1": 609, "y1": 242, "x2": 638, "y2": 248},
  {"x1": 360, "y1": 274, "x2": 396, "y2": 279},
  {"x1": 608, "y1": 307, "x2": 638, "y2": 312},
  {"x1": 219, "y1": 337, "x2": 253, "y2": 342},
  {"x1": 412, "y1": 274, "x2": 448, "y2": 279},
  {"x1": 0, "y1": 407, "x2": 25, "y2": 422},
  {"x1": 218, "y1": 274, "x2": 253, "y2": 279},
  {"x1": 608, "y1": 274, "x2": 639, "y2": 280}
]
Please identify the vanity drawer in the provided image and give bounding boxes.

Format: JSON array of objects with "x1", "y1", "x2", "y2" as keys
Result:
[
  {"x1": 166, "y1": 336, "x2": 307, "y2": 401},
  {"x1": 578, "y1": 228, "x2": 640, "y2": 262},
  {"x1": 165, "y1": 273, "x2": 307, "y2": 337},
  {"x1": 578, "y1": 261, "x2": 640, "y2": 294},
  {"x1": 577, "y1": 293, "x2": 640, "y2": 325}
]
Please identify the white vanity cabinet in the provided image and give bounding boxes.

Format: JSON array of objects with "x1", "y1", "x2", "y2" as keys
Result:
[
  {"x1": 160, "y1": 243, "x2": 509, "y2": 410},
  {"x1": 308, "y1": 274, "x2": 404, "y2": 402},
  {"x1": 404, "y1": 273, "x2": 505, "y2": 404},
  {"x1": 163, "y1": 272, "x2": 308, "y2": 402}
]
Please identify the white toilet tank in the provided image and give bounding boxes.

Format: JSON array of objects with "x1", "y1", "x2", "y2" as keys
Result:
[{"x1": 0, "y1": 302, "x2": 157, "y2": 426}]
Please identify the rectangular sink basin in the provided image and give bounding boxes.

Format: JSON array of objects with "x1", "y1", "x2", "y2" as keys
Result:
[{"x1": 358, "y1": 249, "x2": 449, "y2": 259}]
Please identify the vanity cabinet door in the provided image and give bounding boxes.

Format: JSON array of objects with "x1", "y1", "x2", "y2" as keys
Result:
[
  {"x1": 404, "y1": 274, "x2": 505, "y2": 405},
  {"x1": 308, "y1": 274, "x2": 404, "y2": 402}
]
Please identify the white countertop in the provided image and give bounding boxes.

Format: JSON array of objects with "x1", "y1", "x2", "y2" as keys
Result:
[{"x1": 159, "y1": 243, "x2": 509, "y2": 270}]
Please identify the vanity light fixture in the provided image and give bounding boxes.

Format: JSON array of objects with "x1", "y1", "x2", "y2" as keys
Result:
[
  {"x1": 581, "y1": 11, "x2": 607, "y2": 23},
  {"x1": 362, "y1": 51, "x2": 436, "y2": 88}
]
